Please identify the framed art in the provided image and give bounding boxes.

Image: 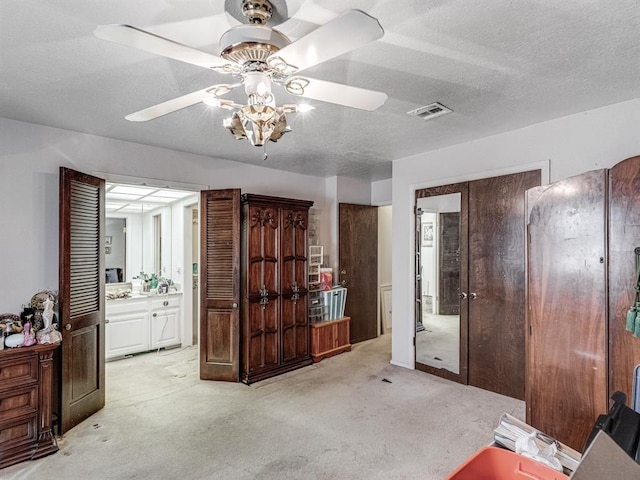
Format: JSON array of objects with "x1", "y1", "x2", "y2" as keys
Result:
[
  {"x1": 422, "y1": 222, "x2": 433, "y2": 247},
  {"x1": 380, "y1": 284, "x2": 392, "y2": 332}
]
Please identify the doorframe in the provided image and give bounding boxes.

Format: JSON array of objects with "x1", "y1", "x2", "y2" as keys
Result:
[
  {"x1": 401, "y1": 161, "x2": 551, "y2": 370},
  {"x1": 95, "y1": 172, "x2": 207, "y2": 355}
]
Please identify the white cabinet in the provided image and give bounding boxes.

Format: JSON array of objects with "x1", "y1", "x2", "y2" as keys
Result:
[
  {"x1": 106, "y1": 293, "x2": 182, "y2": 360},
  {"x1": 150, "y1": 296, "x2": 181, "y2": 349}
]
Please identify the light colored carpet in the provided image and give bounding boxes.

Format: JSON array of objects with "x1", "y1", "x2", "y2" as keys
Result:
[{"x1": 2, "y1": 335, "x2": 523, "y2": 480}]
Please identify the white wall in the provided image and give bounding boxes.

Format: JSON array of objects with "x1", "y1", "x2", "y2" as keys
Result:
[
  {"x1": 391, "y1": 98, "x2": 640, "y2": 369},
  {"x1": 0, "y1": 118, "x2": 331, "y2": 312},
  {"x1": 378, "y1": 206, "x2": 392, "y2": 334}
]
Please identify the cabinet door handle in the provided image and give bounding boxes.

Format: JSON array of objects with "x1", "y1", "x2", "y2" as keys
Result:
[
  {"x1": 65, "y1": 324, "x2": 72, "y2": 331},
  {"x1": 469, "y1": 292, "x2": 477, "y2": 300},
  {"x1": 232, "y1": 303, "x2": 238, "y2": 308},
  {"x1": 459, "y1": 292, "x2": 467, "y2": 299},
  {"x1": 105, "y1": 319, "x2": 110, "y2": 324},
  {"x1": 153, "y1": 313, "x2": 157, "y2": 317}
]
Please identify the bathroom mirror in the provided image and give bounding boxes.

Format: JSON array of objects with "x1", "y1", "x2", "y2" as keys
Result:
[
  {"x1": 105, "y1": 183, "x2": 197, "y2": 287},
  {"x1": 414, "y1": 182, "x2": 469, "y2": 384}
]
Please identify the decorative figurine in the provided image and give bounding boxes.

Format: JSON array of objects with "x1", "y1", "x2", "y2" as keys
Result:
[
  {"x1": 21, "y1": 322, "x2": 36, "y2": 347},
  {"x1": 36, "y1": 297, "x2": 62, "y2": 344}
]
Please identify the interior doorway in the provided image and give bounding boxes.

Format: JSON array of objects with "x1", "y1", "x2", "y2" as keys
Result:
[{"x1": 104, "y1": 181, "x2": 201, "y2": 390}]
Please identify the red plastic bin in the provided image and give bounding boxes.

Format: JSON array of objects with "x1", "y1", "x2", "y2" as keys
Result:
[{"x1": 446, "y1": 446, "x2": 569, "y2": 480}]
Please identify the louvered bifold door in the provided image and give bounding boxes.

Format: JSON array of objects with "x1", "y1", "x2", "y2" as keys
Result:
[
  {"x1": 200, "y1": 189, "x2": 241, "y2": 381},
  {"x1": 59, "y1": 167, "x2": 106, "y2": 433}
]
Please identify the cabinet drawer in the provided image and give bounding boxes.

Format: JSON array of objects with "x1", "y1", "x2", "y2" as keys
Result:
[
  {"x1": 0, "y1": 415, "x2": 38, "y2": 450},
  {"x1": 0, "y1": 356, "x2": 38, "y2": 390},
  {"x1": 150, "y1": 295, "x2": 181, "y2": 310},
  {"x1": 0, "y1": 386, "x2": 38, "y2": 423}
]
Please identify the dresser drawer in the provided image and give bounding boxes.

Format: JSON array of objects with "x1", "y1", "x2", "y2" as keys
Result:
[
  {"x1": 0, "y1": 385, "x2": 38, "y2": 423},
  {"x1": 0, "y1": 356, "x2": 38, "y2": 390},
  {"x1": 0, "y1": 415, "x2": 38, "y2": 451}
]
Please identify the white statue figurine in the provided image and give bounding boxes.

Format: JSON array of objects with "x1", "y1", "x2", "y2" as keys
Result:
[{"x1": 36, "y1": 297, "x2": 62, "y2": 344}]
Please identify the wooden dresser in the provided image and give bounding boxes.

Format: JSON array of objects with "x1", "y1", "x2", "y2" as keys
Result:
[
  {"x1": 0, "y1": 343, "x2": 59, "y2": 469},
  {"x1": 310, "y1": 317, "x2": 351, "y2": 362}
]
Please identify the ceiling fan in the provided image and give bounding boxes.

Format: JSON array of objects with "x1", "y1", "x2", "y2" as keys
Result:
[{"x1": 94, "y1": 0, "x2": 387, "y2": 147}]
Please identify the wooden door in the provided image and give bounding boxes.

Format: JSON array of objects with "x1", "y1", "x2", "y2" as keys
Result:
[
  {"x1": 281, "y1": 206, "x2": 310, "y2": 363},
  {"x1": 527, "y1": 170, "x2": 608, "y2": 451},
  {"x1": 339, "y1": 204, "x2": 378, "y2": 343},
  {"x1": 468, "y1": 170, "x2": 540, "y2": 400},
  {"x1": 242, "y1": 201, "x2": 280, "y2": 379},
  {"x1": 58, "y1": 167, "x2": 105, "y2": 433},
  {"x1": 199, "y1": 189, "x2": 241, "y2": 381},
  {"x1": 438, "y1": 212, "x2": 461, "y2": 315},
  {"x1": 608, "y1": 155, "x2": 640, "y2": 400}
]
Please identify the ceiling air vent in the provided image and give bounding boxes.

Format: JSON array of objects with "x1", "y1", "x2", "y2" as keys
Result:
[{"x1": 407, "y1": 102, "x2": 452, "y2": 120}]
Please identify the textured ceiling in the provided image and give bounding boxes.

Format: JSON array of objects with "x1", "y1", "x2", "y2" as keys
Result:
[{"x1": 2, "y1": 1, "x2": 639, "y2": 181}]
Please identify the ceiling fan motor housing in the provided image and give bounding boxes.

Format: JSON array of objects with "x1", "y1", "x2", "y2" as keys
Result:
[{"x1": 219, "y1": 25, "x2": 290, "y2": 68}]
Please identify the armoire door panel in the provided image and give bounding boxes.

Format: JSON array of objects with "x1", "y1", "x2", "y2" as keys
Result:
[
  {"x1": 281, "y1": 294, "x2": 309, "y2": 362},
  {"x1": 608, "y1": 155, "x2": 640, "y2": 400},
  {"x1": 527, "y1": 170, "x2": 608, "y2": 451},
  {"x1": 246, "y1": 299, "x2": 280, "y2": 372},
  {"x1": 246, "y1": 205, "x2": 279, "y2": 295},
  {"x1": 468, "y1": 170, "x2": 541, "y2": 400},
  {"x1": 281, "y1": 208, "x2": 309, "y2": 294}
]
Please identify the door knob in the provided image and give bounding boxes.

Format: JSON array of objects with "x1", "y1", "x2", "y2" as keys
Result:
[
  {"x1": 65, "y1": 324, "x2": 71, "y2": 331},
  {"x1": 469, "y1": 292, "x2": 477, "y2": 300},
  {"x1": 459, "y1": 292, "x2": 467, "y2": 299}
]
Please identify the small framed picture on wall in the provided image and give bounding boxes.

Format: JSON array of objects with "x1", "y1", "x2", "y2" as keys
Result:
[{"x1": 422, "y1": 223, "x2": 433, "y2": 247}]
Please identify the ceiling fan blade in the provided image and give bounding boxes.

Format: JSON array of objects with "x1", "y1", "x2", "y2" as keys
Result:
[
  {"x1": 270, "y1": 10, "x2": 384, "y2": 74},
  {"x1": 287, "y1": 77, "x2": 387, "y2": 111},
  {"x1": 94, "y1": 24, "x2": 231, "y2": 70},
  {"x1": 125, "y1": 84, "x2": 238, "y2": 122}
]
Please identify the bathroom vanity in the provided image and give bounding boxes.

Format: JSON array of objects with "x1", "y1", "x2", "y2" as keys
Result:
[{"x1": 105, "y1": 292, "x2": 182, "y2": 360}]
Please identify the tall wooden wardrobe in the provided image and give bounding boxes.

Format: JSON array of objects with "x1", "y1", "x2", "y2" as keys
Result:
[
  {"x1": 240, "y1": 194, "x2": 313, "y2": 384},
  {"x1": 527, "y1": 155, "x2": 640, "y2": 451}
]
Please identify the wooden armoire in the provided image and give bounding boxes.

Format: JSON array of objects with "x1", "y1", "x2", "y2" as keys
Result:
[
  {"x1": 527, "y1": 155, "x2": 640, "y2": 451},
  {"x1": 240, "y1": 194, "x2": 313, "y2": 384}
]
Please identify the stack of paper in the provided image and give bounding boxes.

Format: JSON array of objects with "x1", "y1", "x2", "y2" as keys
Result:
[{"x1": 494, "y1": 413, "x2": 582, "y2": 473}]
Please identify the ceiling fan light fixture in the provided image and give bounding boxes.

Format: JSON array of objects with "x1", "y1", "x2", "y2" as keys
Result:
[
  {"x1": 202, "y1": 97, "x2": 221, "y2": 107},
  {"x1": 285, "y1": 77, "x2": 309, "y2": 96},
  {"x1": 267, "y1": 56, "x2": 298, "y2": 76}
]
